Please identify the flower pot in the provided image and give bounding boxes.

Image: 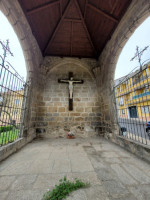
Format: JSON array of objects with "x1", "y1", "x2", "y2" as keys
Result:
[{"x1": 67, "y1": 135, "x2": 75, "y2": 139}]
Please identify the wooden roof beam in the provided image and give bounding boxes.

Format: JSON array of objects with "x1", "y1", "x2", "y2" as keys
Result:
[
  {"x1": 27, "y1": 0, "x2": 59, "y2": 15},
  {"x1": 60, "y1": 0, "x2": 62, "y2": 16},
  {"x1": 84, "y1": 0, "x2": 88, "y2": 18},
  {"x1": 44, "y1": 0, "x2": 72, "y2": 55},
  {"x1": 87, "y1": 3, "x2": 118, "y2": 23},
  {"x1": 74, "y1": 0, "x2": 97, "y2": 55}
]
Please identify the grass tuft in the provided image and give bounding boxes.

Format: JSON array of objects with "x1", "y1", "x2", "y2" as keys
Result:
[{"x1": 42, "y1": 176, "x2": 90, "y2": 200}]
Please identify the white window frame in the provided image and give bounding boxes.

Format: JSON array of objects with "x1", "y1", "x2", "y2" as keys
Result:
[
  {"x1": 142, "y1": 106, "x2": 149, "y2": 114},
  {"x1": 15, "y1": 99, "x2": 19, "y2": 105}
]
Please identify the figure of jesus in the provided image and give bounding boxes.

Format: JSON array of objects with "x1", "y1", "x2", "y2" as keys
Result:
[{"x1": 59, "y1": 77, "x2": 83, "y2": 99}]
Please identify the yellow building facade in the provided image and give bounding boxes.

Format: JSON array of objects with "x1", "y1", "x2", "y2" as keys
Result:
[
  {"x1": 115, "y1": 63, "x2": 150, "y2": 122},
  {"x1": 0, "y1": 90, "x2": 24, "y2": 126}
]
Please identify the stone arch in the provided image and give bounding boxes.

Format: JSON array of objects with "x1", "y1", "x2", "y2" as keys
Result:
[
  {"x1": 98, "y1": 0, "x2": 150, "y2": 89},
  {"x1": 44, "y1": 57, "x2": 96, "y2": 80},
  {"x1": 0, "y1": 0, "x2": 44, "y2": 139},
  {"x1": 0, "y1": 0, "x2": 43, "y2": 79},
  {"x1": 95, "y1": 0, "x2": 150, "y2": 132}
]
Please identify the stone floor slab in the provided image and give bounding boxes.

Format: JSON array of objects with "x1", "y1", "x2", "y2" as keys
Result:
[
  {"x1": 0, "y1": 176, "x2": 16, "y2": 191},
  {"x1": 111, "y1": 164, "x2": 137, "y2": 185},
  {"x1": 0, "y1": 137, "x2": 149, "y2": 200},
  {"x1": 10, "y1": 175, "x2": 37, "y2": 191}
]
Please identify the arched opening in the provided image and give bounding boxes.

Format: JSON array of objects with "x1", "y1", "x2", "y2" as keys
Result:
[
  {"x1": 0, "y1": 11, "x2": 26, "y2": 80},
  {"x1": 114, "y1": 17, "x2": 150, "y2": 145},
  {"x1": 0, "y1": 11, "x2": 28, "y2": 146},
  {"x1": 0, "y1": 0, "x2": 43, "y2": 150},
  {"x1": 115, "y1": 17, "x2": 150, "y2": 80}
]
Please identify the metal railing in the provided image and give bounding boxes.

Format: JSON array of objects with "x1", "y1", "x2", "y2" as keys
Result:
[
  {"x1": 0, "y1": 40, "x2": 28, "y2": 146},
  {"x1": 114, "y1": 64, "x2": 150, "y2": 145}
]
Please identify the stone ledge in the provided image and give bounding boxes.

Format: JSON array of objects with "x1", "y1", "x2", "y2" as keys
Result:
[
  {"x1": 0, "y1": 135, "x2": 35, "y2": 162},
  {"x1": 105, "y1": 134, "x2": 150, "y2": 163}
]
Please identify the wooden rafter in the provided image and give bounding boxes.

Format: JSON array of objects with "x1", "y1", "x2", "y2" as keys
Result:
[
  {"x1": 27, "y1": 0, "x2": 59, "y2": 15},
  {"x1": 74, "y1": 0, "x2": 97, "y2": 55},
  {"x1": 110, "y1": 0, "x2": 118, "y2": 14},
  {"x1": 87, "y1": 3, "x2": 118, "y2": 23},
  {"x1": 70, "y1": 21, "x2": 73, "y2": 56},
  {"x1": 44, "y1": 0, "x2": 72, "y2": 55}
]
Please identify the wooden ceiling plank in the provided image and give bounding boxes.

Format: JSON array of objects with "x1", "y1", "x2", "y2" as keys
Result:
[
  {"x1": 87, "y1": 3, "x2": 118, "y2": 23},
  {"x1": 74, "y1": 0, "x2": 97, "y2": 55},
  {"x1": 44, "y1": 0, "x2": 72, "y2": 55},
  {"x1": 84, "y1": 0, "x2": 88, "y2": 18},
  {"x1": 71, "y1": 21, "x2": 73, "y2": 56},
  {"x1": 110, "y1": 0, "x2": 118, "y2": 14},
  {"x1": 60, "y1": 0, "x2": 62, "y2": 16},
  {"x1": 27, "y1": 0, "x2": 59, "y2": 15},
  {"x1": 64, "y1": 19, "x2": 81, "y2": 23}
]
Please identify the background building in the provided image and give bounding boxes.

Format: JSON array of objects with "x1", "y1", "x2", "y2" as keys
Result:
[{"x1": 115, "y1": 63, "x2": 150, "y2": 122}]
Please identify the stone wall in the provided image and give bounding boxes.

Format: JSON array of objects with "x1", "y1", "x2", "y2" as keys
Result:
[{"x1": 35, "y1": 57, "x2": 103, "y2": 137}]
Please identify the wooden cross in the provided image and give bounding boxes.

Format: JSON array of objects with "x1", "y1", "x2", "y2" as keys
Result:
[{"x1": 58, "y1": 72, "x2": 83, "y2": 111}]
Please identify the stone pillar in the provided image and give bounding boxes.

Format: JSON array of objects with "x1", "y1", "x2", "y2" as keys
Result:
[{"x1": 0, "y1": 0, "x2": 43, "y2": 141}]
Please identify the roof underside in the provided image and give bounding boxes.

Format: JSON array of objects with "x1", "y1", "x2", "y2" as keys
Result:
[{"x1": 18, "y1": 0, "x2": 131, "y2": 58}]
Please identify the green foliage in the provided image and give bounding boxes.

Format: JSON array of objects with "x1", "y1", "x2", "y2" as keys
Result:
[
  {"x1": 0, "y1": 125, "x2": 14, "y2": 133},
  {"x1": 42, "y1": 176, "x2": 90, "y2": 200},
  {"x1": 0, "y1": 128, "x2": 19, "y2": 145}
]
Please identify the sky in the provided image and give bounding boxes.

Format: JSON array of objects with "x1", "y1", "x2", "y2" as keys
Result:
[
  {"x1": 0, "y1": 11, "x2": 26, "y2": 80},
  {"x1": 115, "y1": 16, "x2": 150, "y2": 80},
  {"x1": 0, "y1": 11, "x2": 150, "y2": 81}
]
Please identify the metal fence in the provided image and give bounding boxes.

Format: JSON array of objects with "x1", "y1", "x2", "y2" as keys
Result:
[
  {"x1": 0, "y1": 40, "x2": 28, "y2": 146},
  {"x1": 114, "y1": 63, "x2": 150, "y2": 145}
]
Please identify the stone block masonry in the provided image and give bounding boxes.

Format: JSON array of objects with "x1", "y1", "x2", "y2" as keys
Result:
[{"x1": 36, "y1": 57, "x2": 102, "y2": 137}]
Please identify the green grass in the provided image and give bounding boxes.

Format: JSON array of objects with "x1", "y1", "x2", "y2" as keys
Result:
[
  {"x1": 42, "y1": 176, "x2": 90, "y2": 200},
  {"x1": 0, "y1": 128, "x2": 19, "y2": 145}
]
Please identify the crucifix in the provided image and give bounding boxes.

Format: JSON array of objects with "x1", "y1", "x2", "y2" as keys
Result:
[
  {"x1": 130, "y1": 45, "x2": 149, "y2": 71},
  {"x1": 58, "y1": 72, "x2": 84, "y2": 111}
]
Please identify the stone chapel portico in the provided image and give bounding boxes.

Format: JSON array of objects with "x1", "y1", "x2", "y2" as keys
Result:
[
  {"x1": 0, "y1": 0, "x2": 150, "y2": 141},
  {"x1": 1, "y1": 1, "x2": 150, "y2": 200}
]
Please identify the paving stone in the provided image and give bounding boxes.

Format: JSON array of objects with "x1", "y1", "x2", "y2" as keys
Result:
[
  {"x1": 71, "y1": 172, "x2": 101, "y2": 186},
  {"x1": 0, "y1": 159, "x2": 15, "y2": 172},
  {"x1": 111, "y1": 164, "x2": 137, "y2": 185},
  {"x1": 0, "y1": 160, "x2": 33, "y2": 175},
  {"x1": 10, "y1": 175, "x2": 37, "y2": 191},
  {"x1": 0, "y1": 176, "x2": 15, "y2": 191},
  {"x1": 0, "y1": 191, "x2": 9, "y2": 200},
  {"x1": 85, "y1": 185, "x2": 109, "y2": 200},
  {"x1": 129, "y1": 184, "x2": 150, "y2": 200},
  {"x1": 70, "y1": 157, "x2": 94, "y2": 172},
  {"x1": 103, "y1": 180, "x2": 129, "y2": 198},
  {"x1": 89, "y1": 157, "x2": 106, "y2": 169},
  {"x1": 93, "y1": 144, "x2": 102, "y2": 151},
  {"x1": 104, "y1": 157, "x2": 122, "y2": 164},
  {"x1": 117, "y1": 150, "x2": 132, "y2": 158},
  {"x1": 66, "y1": 189, "x2": 87, "y2": 200},
  {"x1": 97, "y1": 168, "x2": 118, "y2": 182},
  {"x1": 101, "y1": 152, "x2": 120, "y2": 158},
  {"x1": 109, "y1": 194, "x2": 137, "y2": 200},
  {"x1": 52, "y1": 159, "x2": 71, "y2": 173},
  {"x1": 26, "y1": 159, "x2": 54, "y2": 174},
  {"x1": 33, "y1": 173, "x2": 72, "y2": 189},
  {"x1": 50, "y1": 152, "x2": 69, "y2": 160},
  {"x1": 121, "y1": 156, "x2": 150, "y2": 172},
  {"x1": 6, "y1": 189, "x2": 46, "y2": 200},
  {"x1": 123, "y1": 164, "x2": 150, "y2": 184}
]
